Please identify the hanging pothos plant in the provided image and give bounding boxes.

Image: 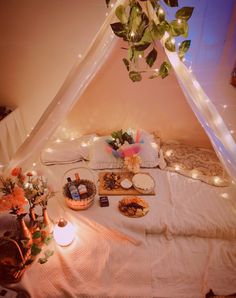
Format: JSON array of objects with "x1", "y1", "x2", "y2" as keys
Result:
[{"x1": 106, "y1": 0, "x2": 194, "y2": 82}]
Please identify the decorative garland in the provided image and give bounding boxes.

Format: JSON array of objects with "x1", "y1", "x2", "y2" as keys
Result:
[{"x1": 106, "y1": 0, "x2": 194, "y2": 82}]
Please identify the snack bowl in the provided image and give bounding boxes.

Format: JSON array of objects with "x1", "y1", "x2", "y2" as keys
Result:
[{"x1": 120, "y1": 178, "x2": 133, "y2": 189}]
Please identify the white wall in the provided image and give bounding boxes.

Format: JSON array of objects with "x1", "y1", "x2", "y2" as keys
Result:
[{"x1": 0, "y1": 0, "x2": 107, "y2": 132}]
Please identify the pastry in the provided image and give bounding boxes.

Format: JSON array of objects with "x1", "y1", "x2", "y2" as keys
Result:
[{"x1": 118, "y1": 197, "x2": 149, "y2": 217}]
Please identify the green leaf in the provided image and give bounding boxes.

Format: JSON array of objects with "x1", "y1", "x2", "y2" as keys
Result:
[
  {"x1": 156, "y1": 9, "x2": 165, "y2": 22},
  {"x1": 176, "y1": 7, "x2": 194, "y2": 21},
  {"x1": 178, "y1": 40, "x2": 191, "y2": 58},
  {"x1": 31, "y1": 244, "x2": 42, "y2": 256},
  {"x1": 170, "y1": 20, "x2": 188, "y2": 37},
  {"x1": 164, "y1": 38, "x2": 176, "y2": 52},
  {"x1": 129, "y1": 71, "x2": 142, "y2": 82},
  {"x1": 146, "y1": 48, "x2": 157, "y2": 67},
  {"x1": 44, "y1": 249, "x2": 54, "y2": 258},
  {"x1": 133, "y1": 42, "x2": 151, "y2": 51},
  {"x1": 44, "y1": 234, "x2": 53, "y2": 245},
  {"x1": 115, "y1": 5, "x2": 127, "y2": 24},
  {"x1": 128, "y1": 2, "x2": 142, "y2": 34},
  {"x1": 38, "y1": 257, "x2": 48, "y2": 264},
  {"x1": 160, "y1": 20, "x2": 171, "y2": 33},
  {"x1": 32, "y1": 230, "x2": 42, "y2": 239},
  {"x1": 159, "y1": 61, "x2": 171, "y2": 78},
  {"x1": 151, "y1": 22, "x2": 165, "y2": 40},
  {"x1": 141, "y1": 27, "x2": 152, "y2": 43},
  {"x1": 122, "y1": 58, "x2": 130, "y2": 71},
  {"x1": 110, "y1": 22, "x2": 127, "y2": 40},
  {"x1": 164, "y1": 0, "x2": 178, "y2": 7}
]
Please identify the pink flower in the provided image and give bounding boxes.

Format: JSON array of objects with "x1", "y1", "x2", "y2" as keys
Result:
[{"x1": 11, "y1": 167, "x2": 22, "y2": 177}]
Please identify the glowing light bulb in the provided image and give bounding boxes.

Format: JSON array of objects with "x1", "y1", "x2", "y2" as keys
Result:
[
  {"x1": 221, "y1": 192, "x2": 229, "y2": 199},
  {"x1": 165, "y1": 150, "x2": 173, "y2": 157},
  {"x1": 46, "y1": 148, "x2": 53, "y2": 153},
  {"x1": 191, "y1": 170, "x2": 199, "y2": 179},
  {"x1": 159, "y1": 8, "x2": 164, "y2": 14},
  {"x1": 138, "y1": 54, "x2": 142, "y2": 59},
  {"x1": 32, "y1": 162, "x2": 37, "y2": 167},
  {"x1": 81, "y1": 142, "x2": 88, "y2": 147},
  {"x1": 53, "y1": 218, "x2": 75, "y2": 247},
  {"x1": 177, "y1": 19, "x2": 181, "y2": 24},
  {"x1": 213, "y1": 176, "x2": 221, "y2": 185},
  {"x1": 151, "y1": 142, "x2": 158, "y2": 148},
  {"x1": 130, "y1": 31, "x2": 135, "y2": 37},
  {"x1": 171, "y1": 38, "x2": 175, "y2": 44},
  {"x1": 175, "y1": 164, "x2": 181, "y2": 171}
]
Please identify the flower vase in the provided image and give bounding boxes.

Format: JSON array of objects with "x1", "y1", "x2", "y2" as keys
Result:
[
  {"x1": 41, "y1": 208, "x2": 53, "y2": 238},
  {"x1": 29, "y1": 207, "x2": 38, "y2": 233},
  {"x1": 17, "y1": 216, "x2": 32, "y2": 250}
]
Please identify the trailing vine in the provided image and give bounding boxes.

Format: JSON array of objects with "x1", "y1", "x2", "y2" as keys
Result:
[{"x1": 106, "y1": 0, "x2": 194, "y2": 82}]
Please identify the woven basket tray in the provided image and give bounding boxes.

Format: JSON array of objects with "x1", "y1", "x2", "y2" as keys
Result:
[
  {"x1": 63, "y1": 179, "x2": 96, "y2": 210},
  {"x1": 62, "y1": 166, "x2": 97, "y2": 210}
]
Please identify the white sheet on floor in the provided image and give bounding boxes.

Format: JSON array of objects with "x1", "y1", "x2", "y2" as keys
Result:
[{"x1": 3, "y1": 164, "x2": 236, "y2": 297}]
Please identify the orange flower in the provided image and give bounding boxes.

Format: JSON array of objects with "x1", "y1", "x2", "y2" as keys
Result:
[{"x1": 11, "y1": 167, "x2": 22, "y2": 177}]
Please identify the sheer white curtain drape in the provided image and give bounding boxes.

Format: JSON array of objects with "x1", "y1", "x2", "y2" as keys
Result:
[{"x1": 8, "y1": 0, "x2": 236, "y2": 182}]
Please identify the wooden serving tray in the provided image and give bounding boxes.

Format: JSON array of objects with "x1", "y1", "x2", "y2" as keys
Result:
[{"x1": 98, "y1": 171, "x2": 155, "y2": 196}]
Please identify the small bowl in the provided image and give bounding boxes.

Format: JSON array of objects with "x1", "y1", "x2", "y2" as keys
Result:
[{"x1": 120, "y1": 178, "x2": 133, "y2": 189}]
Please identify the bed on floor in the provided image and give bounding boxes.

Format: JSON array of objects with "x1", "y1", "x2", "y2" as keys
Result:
[{"x1": 1, "y1": 131, "x2": 236, "y2": 298}]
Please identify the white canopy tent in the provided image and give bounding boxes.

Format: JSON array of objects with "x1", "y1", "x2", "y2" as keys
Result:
[{"x1": 7, "y1": 0, "x2": 236, "y2": 182}]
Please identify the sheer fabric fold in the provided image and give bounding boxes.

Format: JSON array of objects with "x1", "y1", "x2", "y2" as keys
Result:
[{"x1": 8, "y1": 0, "x2": 236, "y2": 182}]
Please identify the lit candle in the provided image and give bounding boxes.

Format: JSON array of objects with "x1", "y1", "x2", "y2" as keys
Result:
[{"x1": 53, "y1": 218, "x2": 75, "y2": 246}]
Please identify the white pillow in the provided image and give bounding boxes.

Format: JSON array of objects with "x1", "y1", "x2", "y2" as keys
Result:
[
  {"x1": 88, "y1": 131, "x2": 159, "y2": 170},
  {"x1": 41, "y1": 134, "x2": 96, "y2": 165}
]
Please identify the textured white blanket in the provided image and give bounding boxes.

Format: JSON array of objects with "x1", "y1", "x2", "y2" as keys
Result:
[{"x1": 3, "y1": 167, "x2": 236, "y2": 297}]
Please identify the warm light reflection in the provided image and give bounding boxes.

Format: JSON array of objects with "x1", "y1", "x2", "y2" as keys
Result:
[
  {"x1": 56, "y1": 139, "x2": 62, "y2": 143},
  {"x1": 32, "y1": 162, "x2": 37, "y2": 167}
]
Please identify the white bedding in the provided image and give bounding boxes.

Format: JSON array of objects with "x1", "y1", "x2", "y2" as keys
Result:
[{"x1": 2, "y1": 162, "x2": 236, "y2": 297}]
